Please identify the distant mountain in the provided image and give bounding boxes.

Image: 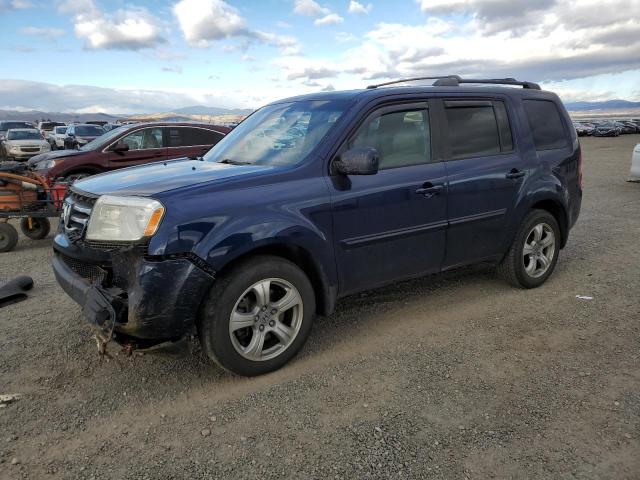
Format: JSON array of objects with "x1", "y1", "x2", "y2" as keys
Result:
[
  {"x1": 173, "y1": 105, "x2": 254, "y2": 116},
  {"x1": 0, "y1": 109, "x2": 120, "y2": 123},
  {"x1": 564, "y1": 100, "x2": 640, "y2": 111}
]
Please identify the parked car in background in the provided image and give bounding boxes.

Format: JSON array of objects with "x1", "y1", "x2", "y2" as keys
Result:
[
  {"x1": 617, "y1": 121, "x2": 639, "y2": 134},
  {"x1": 50, "y1": 76, "x2": 582, "y2": 376},
  {"x1": 573, "y1": 121, "x2": 595, "y2": 136},
  {"x1": 86, "y1": 120, "x2": 108, "y2": 127},
  {"x1": 0, "y1": 121, "x2": 34, "y2": 141},
  {"x1": 102, "y1": 123, "x2": 120, "y2": 132},
  {"x1": 2, "y1": 128, "x2": 50, "y2": 160},
  {"x1": 593, "y1": 122, "x2": 621, "y2": 137},
  {"x1": 63, "y1": 124, "x2": 105, "y2": 149},
  {"x1": 37, "y1": 121, "x2": 66, "y2": 140},
  {"x1": 48, "y1": 125, "x2": 68, "y2": 150},
  {"x1": 28, "y1": 122, "x2": 230, "y2": 182}
]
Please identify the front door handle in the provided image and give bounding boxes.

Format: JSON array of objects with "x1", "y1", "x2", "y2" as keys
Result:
[
  {"x1": 415, "y1": 183, "x2": 444, "y2": 198},
  {"x1": 506, "y1": 169, "x2": 525, "y2": 179}
]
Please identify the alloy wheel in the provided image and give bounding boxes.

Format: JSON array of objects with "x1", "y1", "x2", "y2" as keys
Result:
[
  {"x1": 523, "y1": 223, "x2": 556, "y2": 278},
  {"x1": 229, "y1": 278, "x2": 303, "y2": 362}
]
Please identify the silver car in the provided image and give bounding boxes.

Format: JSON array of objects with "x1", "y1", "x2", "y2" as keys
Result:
[{"x1": 2, "y1": 128, "x2": 51, "y2": 161}]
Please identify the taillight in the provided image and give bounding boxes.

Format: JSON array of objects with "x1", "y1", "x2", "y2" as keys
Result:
[{"x1": 577, "y1": 147, "x2": 583, "y2": 189}]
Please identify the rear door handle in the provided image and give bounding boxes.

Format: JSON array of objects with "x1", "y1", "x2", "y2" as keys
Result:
[
  {"x1": 506, "y1": 169, "x2": 525, "y2": 179},
  {"x1": 415, "y1": 183, "x2": 444, "y2": 198}
]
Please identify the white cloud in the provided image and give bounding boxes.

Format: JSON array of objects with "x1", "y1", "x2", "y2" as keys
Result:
[
  {"x1": 56, "y1": 0, "x2": 164, "y2": 50},
  {"x1": 173, "y1": 0, "x2": 247, "y2": 47},
  {"x1": 19, "y1": 26, "x2": 66, "y2": 41},
  {"x1": 0, "y1": 0, "x2": 32, "y2": 12},
  {"x1": 293, "y1": 0, "x2": 329, "y2": 16},
  {"x1": 315, "y1": 13, "x2": 344, "y2": 26},
  {"x1": 0, "y1": 79, "x2": 246, "y2": 114},
  {"x1": 173, "y1": 0, "x2": 300, "y2": 54},
  {"x1": 348, "y1": 1, "x2": 372, "y2": 15},
  {"x1": 161, "y1": 66, "x2": 183, "y2": 74}
]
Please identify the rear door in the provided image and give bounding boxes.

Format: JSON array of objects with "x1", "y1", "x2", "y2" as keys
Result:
[
  {"x1": 329, "y1": 101, "x2": 448, "y2": 294},
  {"x1": 107, "y1": 126, "x2": 167, "y2": 170},
  {"x1": 166, "y1": 126, "x2": 225, "y2": 159},
  {"x1": 437, "y1": 98, "x2": 526, "y2": 268}
]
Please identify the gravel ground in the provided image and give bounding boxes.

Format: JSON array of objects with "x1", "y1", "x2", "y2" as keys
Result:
[{"x1": 1, "y1": 135, "x2": 639, "y2": 480}]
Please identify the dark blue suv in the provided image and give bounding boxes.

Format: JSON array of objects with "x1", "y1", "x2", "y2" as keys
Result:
[{"x1": 52, "y1": 77, "x2": 582, "y2": 376}]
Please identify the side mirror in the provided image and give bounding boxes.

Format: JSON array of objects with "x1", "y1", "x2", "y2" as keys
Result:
[
  {"x1": 67, "y1": 132, "x2": 75, "y2": 137},
  {"x1": 112, "y1": 142, "x2": 130, "y2": 153},
  {"x1": 333, "y1": 147, "x2": 379, "y2": 175}
]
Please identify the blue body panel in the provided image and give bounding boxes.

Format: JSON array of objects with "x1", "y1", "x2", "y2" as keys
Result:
[{"x1": 53, "y1": 84, "x2": 582, "y2": 342}]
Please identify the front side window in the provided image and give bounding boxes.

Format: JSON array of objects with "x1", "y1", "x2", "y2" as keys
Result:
[
  {"x1": 350, "y1": 108, "x2": 431, "y2": 169},
  {"x1": 168, "y1": 127, "x2": 224, "y2": 147},
  {"x1": 444, "y1": 104, "x2": 501, "y2": 159},
  {"x1": 523, "y1": 99, "x2": 568, "y2": 150},
  {"x1": 121, "y1": 128, "x2": 164, "y2": 151},
  {"x1": 203, "y1": 100, "x2": 349, "y2": 167}
]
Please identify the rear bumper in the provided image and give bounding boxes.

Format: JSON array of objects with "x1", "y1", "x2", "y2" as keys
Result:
[{"x1": 52, "y1": 243, "x2": 215, "y2": 345}]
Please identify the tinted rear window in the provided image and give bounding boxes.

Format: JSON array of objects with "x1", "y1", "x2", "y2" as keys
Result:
[
  {"x1": 445, "y1": 105, "x2": 501, "y2": 158},
  {"x1": 168, "y1": 127, "x2": 224, "y2": 147},
  {"x1": 523, "y1": 100, "x2": 568, "y2": 150}
]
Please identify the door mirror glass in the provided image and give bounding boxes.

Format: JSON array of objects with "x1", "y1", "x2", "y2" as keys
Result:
[
  {"x1": 334, "y1": 147, "x2": 379, "y2": 175},
  {"x1": 112, "y1": 141, "x2": 130, "y2": 153}
]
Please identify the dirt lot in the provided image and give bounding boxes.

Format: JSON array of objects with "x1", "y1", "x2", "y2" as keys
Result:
[{"x1": 1, "y1": 135, "x2": 639, "y2": 479}]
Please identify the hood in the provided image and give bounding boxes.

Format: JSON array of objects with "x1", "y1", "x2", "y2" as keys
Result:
[
  {"x1": 74, "y1": 158, "x2": 274, "y2": 196},
  {"x1": 27, "y1": 149, "x2": 86, "y2": 167},
  {"x1": 5, "y1": 139, "x2": 48, "y2": 147}
]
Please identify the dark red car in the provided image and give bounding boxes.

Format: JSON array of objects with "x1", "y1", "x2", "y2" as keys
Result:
[{"x1": 27, "y1": 122, "x2": 231, "y2": 182}]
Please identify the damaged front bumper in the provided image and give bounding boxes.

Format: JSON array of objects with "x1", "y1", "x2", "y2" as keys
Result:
[{"x1": 52, "y1": 233, "x2": 215, "y2": 347}]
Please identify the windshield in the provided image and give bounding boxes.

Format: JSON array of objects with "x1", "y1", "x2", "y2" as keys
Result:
[
  {"x1": 54, "y1": 126, "x2": 67, "y2": 134},
  {"x1": 203, "y1": 100, "x2": 349, "y2": 167},
  {"x1": 75, "y1": 125, "x2": 104, "y2": 136},
  {"x1": 7, "y1": 130, "x2": 41, "y2": 140},
  {"x1": 80, "y1": 125, "x2": 129, "y2": 151},
  {"x1": 1, "y1": 122, "x2": 33, "y2": 131},
  {"x1": 41, "y1": 122, "x2": 64, "y2": 130}
]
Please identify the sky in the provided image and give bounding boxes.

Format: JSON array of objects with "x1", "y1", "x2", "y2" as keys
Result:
[{"x1": 0, "y1": 0, "x2": 639, "y2": 114}]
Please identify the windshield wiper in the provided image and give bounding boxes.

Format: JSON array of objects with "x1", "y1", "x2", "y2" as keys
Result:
[{"x1": 219, "y1": 158, "x2": 253, "y2": 165}]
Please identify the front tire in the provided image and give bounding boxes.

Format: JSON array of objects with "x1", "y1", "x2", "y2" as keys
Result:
[
  {"x1": 498, "y1": 210, "x2": 560, "y2": 288},
  {"x1": 199, "y1": 255, "x2": 316, "y2": 376}
]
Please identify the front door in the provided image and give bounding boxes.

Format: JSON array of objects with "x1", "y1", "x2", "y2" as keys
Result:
[
  {"x1": 329, "y1": 102, "x2": 448, "y2": 295},
  {"x1": 108, "y1": 126, "x2": 167, "y2": 170}
]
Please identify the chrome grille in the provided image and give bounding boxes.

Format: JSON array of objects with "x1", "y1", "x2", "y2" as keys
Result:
[
  {"x1": 63, "y1": 190, "x2": 96, "y2": 242},
  {"x1": 21, "y1": 146, "x2": 40, "y2": 152}
]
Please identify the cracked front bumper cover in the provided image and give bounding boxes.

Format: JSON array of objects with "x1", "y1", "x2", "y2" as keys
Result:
[{"x1": 53, "y1": 250, "x2": 215, "y2": 344}]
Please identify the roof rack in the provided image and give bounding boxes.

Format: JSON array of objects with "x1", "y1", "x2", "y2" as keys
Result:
[{"x1": 366, "y1": 75, "x2": 541, "y2": 90}]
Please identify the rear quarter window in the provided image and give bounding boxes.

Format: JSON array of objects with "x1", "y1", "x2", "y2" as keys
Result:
[
  {"x1": 523, "y1": 99, "x2": 568, "y2": 150},
  {"x1": 168, "y1": 127, "x2": 224, "y2": 147}
]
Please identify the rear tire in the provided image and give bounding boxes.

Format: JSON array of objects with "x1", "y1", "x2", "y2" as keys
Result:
[
  {"x1": 498, "y1": 210, "x2": 560, "y2": 288},
  {"x1": 0, "y1": 223, "x2": 19, "y2": 252},
  {"x1": 20, "y1": 217, "x2": 51, "y2": 240},
  {"x1": 198, "y1": 255, "x2": 316, "y2": 376}
]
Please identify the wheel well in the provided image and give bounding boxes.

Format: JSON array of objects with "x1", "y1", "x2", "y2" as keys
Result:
[
  {"x1": 215, "y1": 244, "x2": 334, "y2": 316},
  {"x1": 531, "y1": 199, "x2": 568, "y2": 248}
]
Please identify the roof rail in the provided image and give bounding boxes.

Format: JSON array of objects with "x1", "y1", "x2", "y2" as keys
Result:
[
  {"x1": 366, "y1": 75, "x2": 461, "y2": 89},
  {"x1": 367, "y1": 75, "x2": 541, "y2": 90}
]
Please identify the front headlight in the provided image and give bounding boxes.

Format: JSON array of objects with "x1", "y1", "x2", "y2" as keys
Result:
[
  {"x1": 9, "y1": 145, "x2": 20, "y2": 151},
  {"x1": 34, "y1": 159, "x2": 56, "y2": 170},
  {"x1": 86, "y1": 195, "x2": 165, "y2": 242}
]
